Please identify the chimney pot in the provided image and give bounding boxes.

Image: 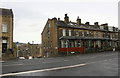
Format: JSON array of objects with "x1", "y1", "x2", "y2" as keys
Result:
[
  {"x1": 58, "y1": 18, "x2": 60, "y2": 20},
  {"x1": 64, "y1": 14, "x2": 69, "y2": 24},
  {"x1": 76, "y1": 16, "x2": 81, "y2": 25},
  {"x1": 65, "y1": 14, "x2": 68, "y2": 17},
  {"x1": 85, "y1": 22, "x2": 89, "y2": 25},
  {"x1": 52, "y1": 17, "x2": 57, "y2": 20},
  {"x1": 101, "y1": 23, "x2": 108, "y2": 26},
  {"x1": 94, "y1": 22, "x2": 99, "y2": 26}
]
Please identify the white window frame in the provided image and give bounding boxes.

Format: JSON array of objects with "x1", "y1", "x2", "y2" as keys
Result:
[
  {"x1": 75, "y1": 41, "x2": 77, "y2": 47},
  {"x1": 69, "y1": 30, "x2": 71, "y2": 36},
  {"x1": 100, "y1": 26, "x2": 104, "y2": 30},
  {"x1": 65, "y1": 41, "x2": 68, "y2": 48},
  {"x1": 2, "y1": 23, "x2": 8, "y2": 32},
  {"x1": 78, "y1": 40, "x2": 81, "y2": 47},
  {"x1": 61, "y1": 40, "x2": 64, "y2": 48},
  {"x1": 2, "y1": 40, "x2": 7, "y2": 43},
  {"x1": 87, "y1": 31, "x2": 89, "y2": 34},
  {"x1": 76, "y1": 31, "x2": 79, "y2": 36},
  {"x1": 48, "y1": 23, "x2": 50, "y2": 28},
  {"x1": 63, "y1": 29, "x2": 66, "y2": 36},
  {"x1": 82, "y1": 31, "x2": 84, "y2": 37},
  {"x1": 97, "y1": 40, "x2": 101, "y2": 48}
]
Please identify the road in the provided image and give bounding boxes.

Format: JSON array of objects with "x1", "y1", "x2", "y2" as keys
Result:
[{"x1": 1, "y1": 51, "x2": 119, "y2": 76}]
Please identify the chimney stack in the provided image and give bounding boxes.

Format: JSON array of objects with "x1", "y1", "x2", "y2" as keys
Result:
[
  {"x1": 76, "y1": 16, "x2": 81, "y2": 25},
  {"x1": 58, "y1": 18, "x2": 60, "y2": 20},
  {"x1": 101, "y1": 23, "x2": 108, "y2": 30},
  {"x1": 85, "y1": 22, "x2": 89, "y2": 25},
  {"x1": 52, "y1": 17, "x2": 57, "y2": 23},
  {"x1": 64, "y1": 14, "x2": 69, "y2": 24},
  {"x1": 101, "y1": 23, "x2": 108, "y2": 26},
  {"x1": 104, "y1": 23, "x2": 108, "y2": 26},
  {"x1": 94, "y1": 22, "x2": 99, "y2": 26}
]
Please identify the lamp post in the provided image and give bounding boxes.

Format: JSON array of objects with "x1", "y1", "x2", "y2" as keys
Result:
[
  {"x1": 16, "y1": 42, "x2": 19, "y2": 58},
  {"x1": 66, "y1": 40, "x2": 69, "y2": 56}
]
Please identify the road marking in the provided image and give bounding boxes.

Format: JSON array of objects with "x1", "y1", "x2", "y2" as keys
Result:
[
  {"x1": 103, "y1": 60, "x2": 108, "y2": 62},
  {"x1": 3, "y1": 64, "x2": 23, "y2": 67},
  {"x1": 63, "y1": 60, "x2": 68, "y2": 61},
  {"x1": 0, "y1": 61, "x2": 4, "y2": 63},
  {"x1": 0, "y1": 63, "x2": 86, "y2": 76},
  {"x1": 0, "y1": 57, "x2": 117, "y2": 76}
]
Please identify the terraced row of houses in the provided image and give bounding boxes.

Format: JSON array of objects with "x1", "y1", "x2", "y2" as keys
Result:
[
  {"x1": 41, "y1": 14, "x2": 119, "y2": 57},
  {"x1": 0, "y1": 8, "x2": 119, "y2": 59}
]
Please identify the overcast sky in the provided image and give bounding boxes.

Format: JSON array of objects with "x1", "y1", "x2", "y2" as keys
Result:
[{"x1": 0, "y1": 0, "x2": 119, "y2": 44}]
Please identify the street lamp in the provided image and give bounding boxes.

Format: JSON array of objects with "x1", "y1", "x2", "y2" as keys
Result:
[
  {"x1": 66, "y1": 40, "x2": 69, "y2": 56},
  {"x1": 16, "y1": 42, "x2": 19, "y2": 58}
]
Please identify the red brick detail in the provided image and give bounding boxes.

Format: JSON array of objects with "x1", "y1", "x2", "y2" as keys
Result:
[{"x1": 58, "y1": 47, "x2": 85, "y2": 54}]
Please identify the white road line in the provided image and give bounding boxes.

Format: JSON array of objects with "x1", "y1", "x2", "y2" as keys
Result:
[
  {"x1": 0, "y1": 57, "x2": 117, "y2": 76},
  {"x1": 0, "y1": 63, "x2": 87, "y2": 77},
  {"x1": 103, "y1": 60, "x2": 108, "y2": 62},
  {"x1": 0, "y1": 61, "x2": 4, "y2": 63},
  {"x1": 3, "y1": 64, "x2": 23, "y2": 67},
  {"x1": 63, "y1": 60, "x2": 68, "y2": 61}
]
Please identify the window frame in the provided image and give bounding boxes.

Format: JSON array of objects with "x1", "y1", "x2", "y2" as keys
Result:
[{"x1": 2, "y1": 23, "x2": 8, "y2": 32}]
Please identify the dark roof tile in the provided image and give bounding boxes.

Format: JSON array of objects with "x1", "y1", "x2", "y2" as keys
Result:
[{"x1": 0, "y1": 8, "x2": 13, "y2": 17}]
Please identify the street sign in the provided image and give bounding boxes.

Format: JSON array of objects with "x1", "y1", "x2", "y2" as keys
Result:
[{"x1": 16, "y1": 42, "x2": 19, "y2": 45}]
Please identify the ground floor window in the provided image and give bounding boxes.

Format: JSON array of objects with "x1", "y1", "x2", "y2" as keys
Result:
[
  {"x1": 85, "y1": 40, "x2": 89, "y2": 48},
  {"x1": 96, "y1": 40, "x2": 101, "y2": 48},
  {"x1": 61, "y1": 40, "x2": 69, "y2": 48},
  {"x1": 61, "y1": 40, "x2": 64, "y2": 48},
  {"x1": 69, "y1": 40, "x2": 73, "y2": 48},
  {"x1": 75, "y1": 40, "x2": 81, "y2": 47},
  {"x1": 65, "y1": 40, "x2": 69, "y2": 48},
  {"x1": 60, "y1": 40, "x2": 83, "y2": 48}
]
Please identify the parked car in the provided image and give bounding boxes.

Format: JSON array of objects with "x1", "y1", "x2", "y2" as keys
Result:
[
  {"x1": 28, "y1": 56, "x2": 33, "y2": 59},
  {"x1": 19, "y1": 57, "x2": 25, "y2": 60}
]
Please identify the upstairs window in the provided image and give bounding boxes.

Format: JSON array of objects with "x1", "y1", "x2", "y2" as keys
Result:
[
  {"x1": 87, "y1": 31, "x2": 89, "y2": 34},
  {"x1": 95, "y1": 32, "x2": 98, "y2": 38},
  {"x1": 48, "y1": 23, "x2": 50, "y2": 28},
  {"x1": 108, "y1": 27, "x2": 113, "y2": 31},
  {"x1": 2, "y1": 24, "x2": 8, "y2": 32},
  {"x1": 63, "y1": 29, "x2": 66, "y2": 36},
  {"x1": 100, "y1": 26, "x2": 104, "y2": 30},
  {"x1": 99, "y1": 32, "x2": 103, "y2": 38},
  {"x1": 76, "y1": 31, "x2": 79, "y2": 36},
  {"x1": 69, "y1": 30, "x2": 71, "y2": 36},
  {"x1": 79, "y1": 31, "x2": 82, "y2": 36},
  {"x1": 82, "y1": 31, "x2": 84, "y2": 37}
]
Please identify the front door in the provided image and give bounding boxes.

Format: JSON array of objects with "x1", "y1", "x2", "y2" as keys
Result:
[
  {"x1": 2, "y1": 43, "x2": 7, "y2": 53},
  {"x1": 2, "y1": 40, "x2": 7, "y2": 53}
]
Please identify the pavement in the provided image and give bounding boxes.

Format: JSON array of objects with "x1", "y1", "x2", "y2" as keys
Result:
[{"x1": 1, "y1": 51, "x2": 119, "y2": 76}]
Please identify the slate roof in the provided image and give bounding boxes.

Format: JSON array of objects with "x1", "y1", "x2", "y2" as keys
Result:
[
  {"x1": 56, "y1": 21, "x2": 69, "y2": 27},
  {"x1": 0, "y1": 8, "x2": 13, "y2": 17},
  {"x1": 56, "y1": 20, "x2": 118, "y2": 33}
]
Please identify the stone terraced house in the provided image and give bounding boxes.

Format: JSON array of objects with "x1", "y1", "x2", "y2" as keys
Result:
[{"x1": 41, "y1": 14, "x2": 119, "y2": 57}]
